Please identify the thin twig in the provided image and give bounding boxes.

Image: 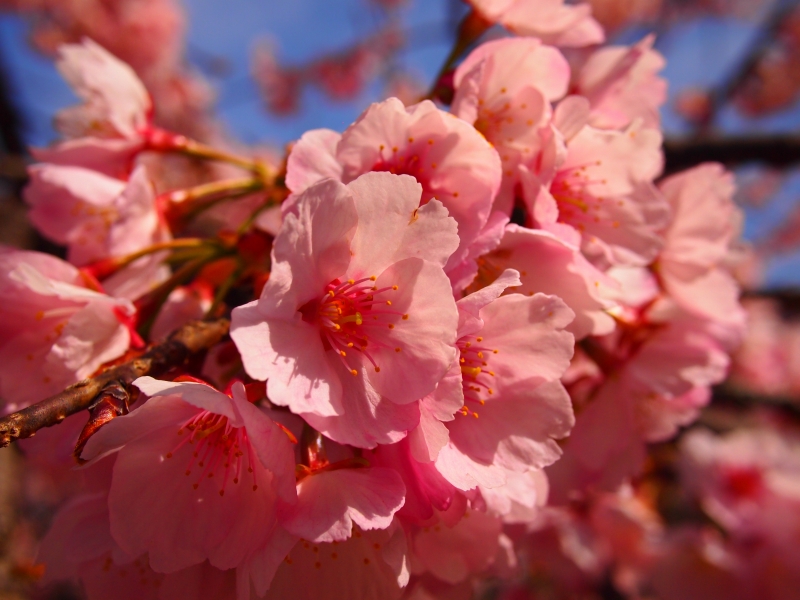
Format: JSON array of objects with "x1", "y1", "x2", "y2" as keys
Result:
[{"x1": 0, "y1": 318, "x2": 230, "y2": 448}]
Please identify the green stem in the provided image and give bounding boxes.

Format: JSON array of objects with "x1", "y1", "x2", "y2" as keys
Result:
[
  {"x1": 83, "y1": 239, "x2": 217, "y2": 280},
  {"x1": 135, "y1": 250, "x2": 226, "y2": 340},
  {"x1": 166, "y1": 178, "x2": 266, "y2": 226}
]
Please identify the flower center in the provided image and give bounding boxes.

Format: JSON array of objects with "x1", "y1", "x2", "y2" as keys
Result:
[
  {"x1": 457, "y1": 334, "x2": 499, "y2": 418},
  {"x1": 550, "y1": 161, "x2": 621, "y2": 231},
  {"x1": 315, "y1": 276, "x2": 407, "y2": 376},
  {"x1": 166, "y1": 410, "x2": 259, "y2": 497}
]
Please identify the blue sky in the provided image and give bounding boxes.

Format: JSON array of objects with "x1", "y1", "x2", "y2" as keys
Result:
[{"x1": 1, "y1": 0, "x2": 799, "y2": 286}]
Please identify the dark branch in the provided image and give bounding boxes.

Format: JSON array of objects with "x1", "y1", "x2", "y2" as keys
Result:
[
  {"x1": 0, "y1": 318, "x2": 230, "y2": 448},
  {"x1": 663, "y1": 136, "x2": 800, "y2": 173}
]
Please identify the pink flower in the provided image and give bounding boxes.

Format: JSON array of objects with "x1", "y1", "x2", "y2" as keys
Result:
[
  {"x1": 369, "y1": 438, "x2": 458, "y2": 524},
  {"x1": 650, "y1": 528, "x2": 748, "y2": 600},
  {"x1": 475, "y1": 225, "x2": 618, "y2": 339},
  {"x1": 657, "y1": 163, "x2": 746, "y2": 330},
  {"x1": 452, "y1": 37, "x2": 571, "y2": 213},
  {"x1": 409, "y1": 506, "x2": 503, "y2": 584},
  {"x1": 284, "y1": 98, "x2": 502, "y2": 287},
  {"x1": 79, "y1": 377, "x2": 297, "y2": 574},
  {"x1": 527, "y1": 121, "x2": 669, "y2": 269},
  {"x1": 281, "y1": 466, "x2": 406, "y2": 543},
  {"x1": 549, "y1": 317, "x2": 730, "y2": 497},
  {"x1": 434, "y1": 269, "x2": 576, "y2": 491},
  {"x1": 261, "y1": 524, "x2": 409, "y2": 600},
  {"x1": 25, "y1": 164, "x2": 166, "y2": 266},
  {"x1": 33, "y1": 38, "x2": 154, "y2": 177},
  {"x1": 38, "y1": 491, "x2": 238, "y2": 600},
  {"x1": 55, "y1": 38, "x2": 152, "y2": 141},
  {"x1": 467, "y1": 0, "x2": 605, "y2": 47},
  {"x1": 251, "y1": 40, "x2": 302, "y2": 115},
  {"x1": 231, "y1": 173, "x2": 460, "y2": 448},
  {"x1": 522, "y1": 488, "x2": 662, "y2": 597},
  {"x1": 680, "y1": 427, "x2": 800, "y2": 539},
  {"x1": 0, "y1": 249, "x2": 136, "y2": 412},
  {"x1": 150, "y1": 283, "x2": 213, "y2": 342},
  {"x1": 574, "y1": 35, "x2": 667, "y2": 131}
]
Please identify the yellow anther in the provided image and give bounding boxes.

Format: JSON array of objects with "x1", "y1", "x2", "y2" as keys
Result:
[
  {"x1": 402, "y1": 314, "x2": 409, "y2": 320},
  {"x1": 328, "y1": 290, "x2": 335, "y2": 297},
  {"x1": 493, "y1": 349, "x2": 498, "y2": 354},
  {"x1": 472, "y1": 412, "x2": 479, "y2": 419},
  {"x1": 339, "y1": 350, "x2": 347, "y2": 357},
  {"x1": 392, "y1": 285, "x2": 398, "y2": 290},
  {"x1": 350, "y1": 369, "x2": 358, "y2": 376},
  {"x1": 476, "y1": 337, "x2": 483, "y2": 342},
  {"x1": 347, "y1": 342, "x2": 354, "y2": 348},
  {"x1": 477, "y1": 352, "x2": 484, "y2": 359},
  {"x1": 461, "y1": 366, "x2": 481, "y2": 378},
  {"x1": 369, "y1": 275, "x2": 377, "y2": 281},
  {"x1": 386, "y1": 300, "x2": 392, "y2": 306}
]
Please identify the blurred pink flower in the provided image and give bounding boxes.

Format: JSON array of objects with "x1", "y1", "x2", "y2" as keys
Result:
[
  {"x1": 574, "y1": 34, "x2": 667, "y2": 130},
  {"x1": 657, "y1": 163, "x2": 746, "y2": 330},
  {"x1": 467, "y1": 0, "x2": 605, "y2": 47},
  {"x1": 25, "y1": 164, "x2": 166, "y2": 266},
  {"x1": 0, "y1": 249, "x2": 136, "y2": 412}
]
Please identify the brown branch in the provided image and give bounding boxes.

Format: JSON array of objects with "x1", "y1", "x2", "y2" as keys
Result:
[
  {"x1": 663, "y1": 135, "x2": 800, "y2": 173},
  {"x1": 0, "y1": 318, "x2": 230, "y2": 448}
]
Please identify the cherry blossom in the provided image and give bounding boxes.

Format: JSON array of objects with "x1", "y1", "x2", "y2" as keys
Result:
[
  {"x1": 657, "y1": 162, "x2": 746, "y2": 329},
  {"x1": 0, "y1": 249, "x2": 136, "y2": 412},
  {"x1": 284, "y1": 98, "x2": 502, "y2": 287},
  {"x1": 25, "y1": 164, "x2": 166, "y2": 266},
  {"x1": 574, "y1": 35, "x2": 667, "y2": 131},
  {"x1": 434, "y1": 269, "x2": 576, "y2": 491},
  {"x1": 526, "y1": 121, "x2": 670, "y2": 269},
  {"x1": 261, "y1": 524, "x2": 409, "y2": 600},
  {"x1": 451, "y1": 37, "x2": 571, "y2": 213},
  {"x1": 79, "y1": 377, "x2": 297, "y2": 574},
  {"x1": 30, "y1": 38, "x2": 158, "y2": 177},
  {"x1": 282, "y1": 462, "x2": 406, "y2": 543},
  {"x1": 467, "y1": 0, "x2": 605, "y2": 47},
  {"x1": 232, "y1": 172, "x2": 460, "y2": 448},
  {"x1": 475, "y1": 224, "x2": 618, "y2": 339},
  {"x1": 38, "y1": 491, "x2": 238, "y2": 600}
]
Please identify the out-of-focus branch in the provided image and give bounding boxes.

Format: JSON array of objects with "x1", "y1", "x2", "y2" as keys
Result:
[
  {"x1": 699, "y1": 0, "x2": 800, "y2": 132},
  {"x1": 0, "y1": 318, "x2": 230, "y2": 448},
  {"x1": 711, "y1": 384, "x2": 800, "y2": 419},
  {"x1": 663, "y1": 135, "x2": 800, "y2": 172}
]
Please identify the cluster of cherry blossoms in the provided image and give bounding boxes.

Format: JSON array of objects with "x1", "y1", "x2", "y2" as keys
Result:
[{"x1": 1, "y1": 1, "x2": 778, "y2": 599}]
